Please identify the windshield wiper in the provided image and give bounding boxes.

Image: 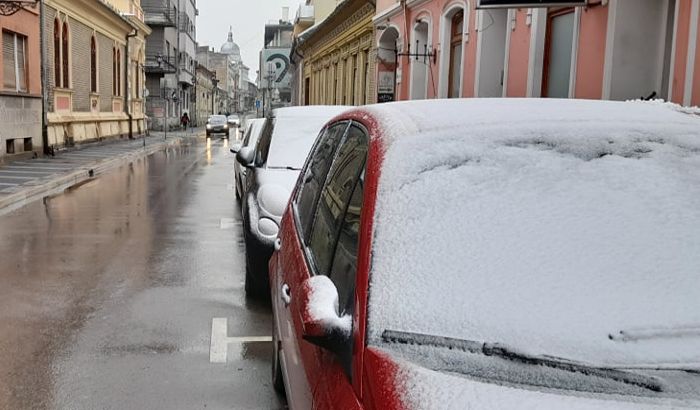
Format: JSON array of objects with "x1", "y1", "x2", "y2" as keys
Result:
[
  {"x1": 382, "y1": 330, "x2": 665, "y2": 392},
  {"x1": 267, "y1": 166, "x2": 301, "y2": 171}
]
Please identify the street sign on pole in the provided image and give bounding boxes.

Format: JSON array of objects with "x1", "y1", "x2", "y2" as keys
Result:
[{"x1": 255, "y1": 100, "x2": 261, "y2": 109}]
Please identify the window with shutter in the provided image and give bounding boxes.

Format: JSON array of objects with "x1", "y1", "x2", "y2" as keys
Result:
[
  {"x1": 90, "y1": 36, "x2": 97, "y2": 93},
  {"x1": 3, "y1": 31, "x2": 16, "y2": 90},
  {"x1": 54, "y1": 20, "x2": 60, "y2": 87},
  {"x1": 116, "y1": 49, "x2": 121, "y2": 96},
  {"x1": 62, "y1": 22, "x2": 69, "y2": 88},
  {"x1": 3, "y1": 31, "x2": 28, "y2": 93},
  {"x1": 16, "y1": 35, "x2": 26, "y2": 92},
  {"x1": 112, "y1": 47, "x2": 116, "y2": 95}
]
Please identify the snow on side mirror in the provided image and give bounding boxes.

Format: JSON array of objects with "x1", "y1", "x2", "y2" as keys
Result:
[
  {"x1": 236, "y1": 146, "x2": 254, "y2": 167},
  {"x1": 299, "y1": 276, "x2": 351, "y2": 353}
]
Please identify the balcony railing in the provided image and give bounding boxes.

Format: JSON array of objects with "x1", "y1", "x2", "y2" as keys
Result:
[
  {"x1": 143, "y1": 5, "x2": 176, "y2": 26},
  {"x1": 145, "y1": 54, "x2": 176, "y2": 74}
]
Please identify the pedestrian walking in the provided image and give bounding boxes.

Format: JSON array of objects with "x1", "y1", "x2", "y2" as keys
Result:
[{"x1": 180, "y1": 112, "x2": 190, "y2": 130}]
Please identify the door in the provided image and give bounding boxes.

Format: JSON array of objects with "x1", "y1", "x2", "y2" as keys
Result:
[
  {"x1": 310, "y1": 124, "x2": 368, "y2": 408},
  {"x1": 280, "y1": 122, "x2": 368, "y2": 409},
  {"x1": 276, "y1": 122, "x2": 349, "y2": 408},
  {"x1": 542, "y1": 8, "x2": 575, "y2": 98}
]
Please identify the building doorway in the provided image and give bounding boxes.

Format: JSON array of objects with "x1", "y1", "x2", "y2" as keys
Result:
[
  {"x1": 410, "y1": 20, "x2": 430, "y2": 100},
  {"x1": 377, "y1": 26, "x2": 399, "y2": 102},
  {"x1": 542, "y1": 8, "x2": 575, "y2": 98},
  {"x1": 448, "y1": 10, "x2": 464, "y2": 98},
  {"x1": 475, "y1": 9, "x2": 509, "y2": 97}
]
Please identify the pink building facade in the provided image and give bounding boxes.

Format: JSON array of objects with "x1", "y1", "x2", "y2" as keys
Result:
[{"x1": 374, "y1": 0, "x2": 700, "y2": 106}]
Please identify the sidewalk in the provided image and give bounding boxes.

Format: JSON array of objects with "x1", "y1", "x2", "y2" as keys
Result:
[{"x1": 0, "y1": 129, "x2": 200, "y2": 215}]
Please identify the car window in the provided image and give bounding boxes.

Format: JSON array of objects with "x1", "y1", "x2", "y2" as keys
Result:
[
  {"x1": 242, "y1": 123, "x2": 254, "y2": 146},
  {"x1": 295, "y1": 122, "x2": 349, "y2": 241},
  {"x1": 307, "y1": 125, "x2": 368, "y2": 279},
  {"x1": 254, "y1": 119, "x2": 274, "y2": 167},
  {"x1": 329, "y1": 167, "x2": 364, "y2": 317}
]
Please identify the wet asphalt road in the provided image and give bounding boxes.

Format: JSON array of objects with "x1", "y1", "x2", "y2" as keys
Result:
[{"x1": 0, "y1": 133, "x2": 285, "y2": 409}]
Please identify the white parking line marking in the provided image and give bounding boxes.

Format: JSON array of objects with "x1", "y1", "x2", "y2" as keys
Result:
[
  {"x1": 226, "y1": 184, "x2": 234, "y2": 191},
  {"x1": 210, "y1": 318, "x2": 272, "y2": 363},
  {"x1": 220, "y1": 218, "x2": 237, "y2": 229}
]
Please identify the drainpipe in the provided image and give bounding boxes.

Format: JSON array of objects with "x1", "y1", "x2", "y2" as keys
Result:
[
  {"x1": 125, "y1": 29, "x2": 138, "y2": 139},
  {"x1": 39, "y1": 0, "x2": 50, "y2": 155}
]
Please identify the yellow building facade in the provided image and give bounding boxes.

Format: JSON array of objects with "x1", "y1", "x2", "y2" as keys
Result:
[
  {"x1": 293, "y1": 0, "x2": 376, "y2": 106},
  {"x1": 45, "y1": 0, "x2": 150, "y2": 148}
]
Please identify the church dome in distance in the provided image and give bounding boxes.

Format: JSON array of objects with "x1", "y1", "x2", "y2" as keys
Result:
[{"x1": 220, "y1": 28, "x2": 242, "y2": 63}]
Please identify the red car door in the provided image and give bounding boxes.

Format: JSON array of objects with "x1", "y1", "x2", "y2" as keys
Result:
[
  {"x1": 274, "y1": 122, "x2": 349, "y2": 409},
  {"x1": 278, "y1": 122, "x2": 369, "y2": 409}
]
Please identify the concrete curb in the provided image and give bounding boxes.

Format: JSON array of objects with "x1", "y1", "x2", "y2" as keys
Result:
[{"x1": 0, "y1": 136, "x2": 189, "y2": 216}]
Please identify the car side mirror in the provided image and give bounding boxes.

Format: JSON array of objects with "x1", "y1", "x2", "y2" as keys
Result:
[
  {"x1": 236, "y1": 146, "x2": 254, "y2": 167},
  {"x1": 230, "y1": 142, "x2": 242, "y2": 154},
  {"x1": 299, "y1": 276, "x2": 351, "y2": 354}
]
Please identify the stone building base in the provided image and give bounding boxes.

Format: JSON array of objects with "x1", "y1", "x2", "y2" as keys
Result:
[
  {"x1": 47, "y1": 112, "x2": 146, "y2": 150},
  {"x1": 0, "y1": 94, "x2": 42, "y2": 162}
]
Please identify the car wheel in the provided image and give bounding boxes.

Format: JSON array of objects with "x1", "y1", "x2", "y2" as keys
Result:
[
  {"x1": 271, "y1": 325, "x2": 285, "y2": 394},
  {"x1": 243, "y1": 233, "x2": 262, "y2": 298}
]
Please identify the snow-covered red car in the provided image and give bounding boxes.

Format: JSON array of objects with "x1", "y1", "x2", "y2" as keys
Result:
[{"x1": 269, "y1": 99, "x2": 700, "y2": 410}]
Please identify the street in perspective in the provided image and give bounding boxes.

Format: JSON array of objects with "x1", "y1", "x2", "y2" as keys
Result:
[{"x1": 1, "y1": 0, "x2": 700, "y2": 410}]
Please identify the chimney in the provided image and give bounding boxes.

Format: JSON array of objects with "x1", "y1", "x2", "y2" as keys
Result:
[{"x1": 282, "y1": 7, "x2": 289, "y2": 22}]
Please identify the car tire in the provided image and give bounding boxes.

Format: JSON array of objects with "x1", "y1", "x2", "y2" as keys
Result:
[
  {"x1": 243, "y1": 234, "x2": 262, "y2": 298},
  {"x1": 271, "y1": 325, "x2": 285, "y2": 394}
]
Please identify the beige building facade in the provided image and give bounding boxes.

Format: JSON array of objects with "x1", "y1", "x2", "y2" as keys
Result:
[
  {"x1": 44, "y1": 0, "x2": 150, "y2": 149},
  {"x1": 292, "y1": 0, "x2": 377, "y2": 106}
]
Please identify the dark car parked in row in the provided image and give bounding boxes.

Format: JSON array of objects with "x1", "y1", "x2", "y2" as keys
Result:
[{"x1": 236, "y1": 106, "x2": 350, "y2": 297}]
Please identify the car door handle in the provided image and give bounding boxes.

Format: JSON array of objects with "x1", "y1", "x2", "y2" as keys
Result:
[
  {"x1": 274, "y1": 237, "x2": 282, "y2": 251},
  {"x1": 281, "y1": 283, "x2": 292, "y2": 306}
]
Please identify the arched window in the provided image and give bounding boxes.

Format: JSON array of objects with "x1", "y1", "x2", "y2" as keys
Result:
[
  {"x1": 112, "y1": 47, "x2": 116, "y2": 95},
  {"x1": 448, "y1": 10, "x2": 463, "y2": 98},
  {"x1": 53, "y1": 19, "x2": 60, "y2": 87},
  {"x1": 90, "y1": 36, "x2": 97, "y2": 93},
  {"x1": 135, "y1": 61, "x2": 140, "y2": 98},
  {"x1": 116, "y1": 49, "x2": 121, "y2": 96},
  {"x1": 61, "y1": 22, "x2": 69, "y2": 88}
]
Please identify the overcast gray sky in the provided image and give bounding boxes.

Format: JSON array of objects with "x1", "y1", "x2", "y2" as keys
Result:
[{"x1": 196, "y1": 0, "x2": 302, "y2": 81}]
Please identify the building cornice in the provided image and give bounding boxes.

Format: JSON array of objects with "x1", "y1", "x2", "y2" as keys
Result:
[
  {"x1": 47, "y1": 0, "x2": 135, "y2": 44},
  {"x1": 297, "y1": 2, "x2": 375, "y2": 53},
  {"x1": 372, "y1": 3, "x2": 402, "y2": 25}
]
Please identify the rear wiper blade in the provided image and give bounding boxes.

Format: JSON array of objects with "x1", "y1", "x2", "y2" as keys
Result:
[{"x1": 382, "y1": 330, "x2": 665, "y2": 392}]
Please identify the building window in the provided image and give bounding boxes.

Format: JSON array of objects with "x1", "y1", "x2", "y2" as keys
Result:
[
  {"x1": 3, "y1": 31, "x2": 28, "y2": 92},
  {"x1": 351, "y1": 54, "x2": 357, "y2": 105},
  {"x1": 448, "y1": 10, "x2": 463, "y2": 98},
  {"x1": 90, "y1": 36, "x2": 97, "y2": 93},
  {"x1": 364, "y1": 50, "x2": 370, "y2": 104},
  {"x1": 53, "y1": 19, "x2": 60, "y2": 87},
  {"x1": 61, "y1": 22, "x2": 69, "y2": 88},
  {"x1": 112, "y1": 48, "x2": 116, "y2": 95},
  {"x1": 135, "y1": 61, "x2": 140, "y2": 98},
  {"x1": 116, "y1": 49, "x2": 121, "y2": 96}
]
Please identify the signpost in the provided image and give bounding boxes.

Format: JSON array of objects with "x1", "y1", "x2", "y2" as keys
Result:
[{"x1": 476, "y1": 0, "x2": 586, "y2": 8}]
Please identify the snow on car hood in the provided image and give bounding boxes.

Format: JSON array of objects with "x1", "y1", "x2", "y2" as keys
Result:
[
  {"x1": 266, "y1": 106, "x2": 352, "y2": 169},
  {"x1": 368, "y1": 346, "x2": 700, "y2": 410},
  {"x1": 365, "y1": 99, "x2": 700, "y2": 369}
]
